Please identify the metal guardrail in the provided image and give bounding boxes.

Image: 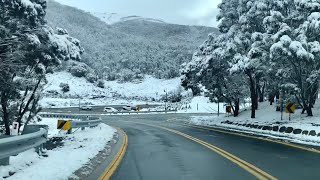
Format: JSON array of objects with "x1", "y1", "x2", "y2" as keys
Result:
[
  {"x1": 56, "y1": 117, "x2": 101, "y2": 134},
  {"x1": 71, "y1": 119, "x2": 101, "y2": 129},
  {"x1": 39, "y1": 110, "x2": 177, "y2": 119},
  {"x1": 0, "y1": 125, "x2": 48, "y2": 166}
]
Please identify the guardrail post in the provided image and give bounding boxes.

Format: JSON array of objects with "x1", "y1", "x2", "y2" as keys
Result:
[
  {"x1": 0, "y1": 157, "x2": 9, "y2": 166},
  {"x1": 36, "y1": 144, "x2": 44, "y2": 155},
  {"x1": 68, "y1": 128, "x2": 72, "y2": 134}
]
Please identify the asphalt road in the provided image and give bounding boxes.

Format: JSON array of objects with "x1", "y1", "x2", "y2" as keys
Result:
[{"x1": 101, "y1": 114, "x2": 320, "y2": 180}]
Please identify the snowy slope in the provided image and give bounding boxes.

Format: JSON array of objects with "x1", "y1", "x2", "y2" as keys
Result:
[
  {"x1": 91, "y1": 12, "x2": 165, "y2": 25},
  {"x1": 91, "y1": 12, "x2": 123, "y2": 24},
  {"x1": 41, "y1": 72, "x2": 181, "y2": 107}
]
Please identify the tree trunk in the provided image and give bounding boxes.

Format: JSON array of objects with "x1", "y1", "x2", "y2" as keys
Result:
[
  {"x1": 16, "y1": 78, "x2": 42, "y2": 132},
  {"x1": 306, "y1": 105, "x2": 313, "y2": 116},
  {"x1": 234, "y1": 98, "x2": 240, "y2": 117},
  {"x1": 1, "y1": 93, "x2": 10, "y2": 135},
  {"x1": 269, "y1": 93, "x2": 275, "y2": 105},
  {"x1": 248, "y1": 74, "x2": 256, "y2": 118},
  {"x1": 258, "y1": 82, "x2": 266, "y2": 102}
]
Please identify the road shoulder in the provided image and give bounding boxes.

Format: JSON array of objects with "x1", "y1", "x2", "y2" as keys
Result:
[{"x1": 83, "y1": 127, "x2": 127, "y2": 180}]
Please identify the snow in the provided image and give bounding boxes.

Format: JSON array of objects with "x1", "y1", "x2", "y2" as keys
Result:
[
  {"x1": 41, "y1": 71, "x2": 181, "y2": 108},
  {"x1": 91, "y1": 12, "x2": 123, "y2": 24},
  {"x1": 289, "y1": 41, "x2": 312, "y2": 59},
  {"x1": 0, "y1": 118, "x2": 116, "y2": 180},
  {"x1": 178, "y1": 96, "x2": 227, "y2": 113},
  {"x1": 188, "y1": 101, "x2": 320, "y2": 146},
  {"x1": 20, "y1": 0, "x2": 38, "y2": 15},
  {"x1": 106, "y1": 76, "x2": 180, "y2": 99}
]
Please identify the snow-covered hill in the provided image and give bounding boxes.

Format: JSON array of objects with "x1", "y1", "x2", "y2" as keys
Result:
[
  {"x1": 91, "y1": 12, "x2": 123, "y2": 24},
  {"x1": 46, "y1": 1, "x2": 218, "y2": 81},
  {"x1": 41, "y1": 72, "x2": 181, "y2": 107},
  {"x1": 91, "y1": 12, "x2": 165, "y2": 25}
]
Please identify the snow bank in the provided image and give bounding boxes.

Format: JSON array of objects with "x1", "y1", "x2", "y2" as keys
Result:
[
  {"x1": 0, "y1": 118, "x2": 116, "y2": 180},
  {"x1": 188, "y1": 102, "x2": 320, "y2": 146}
]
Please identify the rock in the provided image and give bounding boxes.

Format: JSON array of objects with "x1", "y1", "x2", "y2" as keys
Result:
[
  {"x1": 285, "y1": 127, "x2": 293, "y2": 133},
  {"x1": 272, "y1": 126, "x2": 279, "y2": 131},
  {"x1": 302, "y1": 130, "x2": 309, "y2": 135},
  {"x1": 293, "y1": 129, "x2": 302, "y2": 134},
  {"x1": 309, "y1": 130, "x2": 317, "y2": 136},
  {"x1": 279, "y1": 126, "x2": 286, "y2": 133}
]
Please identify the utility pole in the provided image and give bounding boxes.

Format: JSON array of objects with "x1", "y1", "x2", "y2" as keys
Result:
[
  {"x1": 78, "y1": 98, "x2": 81, "y2": 113},
  {"x1": 164, "y1": 89, "x2": 167, "y2": 113},
  {"x1": 218, "y1": 101, "x2": 220, "y2": 116},
  {"x1": 280, "y1": 90, "x2": 284, "y2": 120}
]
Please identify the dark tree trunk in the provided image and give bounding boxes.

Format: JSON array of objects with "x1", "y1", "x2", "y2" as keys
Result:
[
  {"x1": 275, "y1": 91, "x2": 280, "y2": 99},
  {"x1": 1, "y1": 93, "x2": 10, "y2": 135},
  {"x1": 248, "y1": 74, "x2": 256, "y2": 118},
  {"x1": 258, "y1": 82, "x2": 266, "y2": 102},
  {"x1": 233, "y1": 98, "x2": 240, "y2": 117},
  {"x1": 302, "y1": 103, "x2": 313, "y2": 116},
  {"x1": 16, "y1": 79, "x2": 41, "y2": 132},
  {"x1": 269, "y1": 94, "x2": 275, "y2": 105},
  {"x1": 306, "y1": 105, "x2": 313, "y2": 116}
]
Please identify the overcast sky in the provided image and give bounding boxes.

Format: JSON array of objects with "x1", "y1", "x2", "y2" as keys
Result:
[{"x1": 54, "y1": 0, "x2": 222, "y2": 27}]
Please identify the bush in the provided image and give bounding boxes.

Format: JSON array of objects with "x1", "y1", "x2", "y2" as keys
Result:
[
  {"x1": 86, "y1": 73, "x2": 97, "y2": 83},
  {"x1": 69, "y1": 63, "x2": 88, "y2": 77},
  {"x1": 97, "y1": 80, "x2": 105, "y2": 88},
  {"x1": 59, "y1": 83, "x2": 70, "y2": 93},
  {"x1": 117, "y1": 69, "x2": 135, "y2": 82}
]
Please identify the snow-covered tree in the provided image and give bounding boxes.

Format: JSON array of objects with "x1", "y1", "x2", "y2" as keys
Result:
[
  {"x1": 0, "y1": 0, "x2": 84, "y2": 135},
  {"x1": 181, "y1": 33, "x2": 248, "y2": 116},
  {"x1": 269, "y1": 1, "x2": 320, "y2": 116}
]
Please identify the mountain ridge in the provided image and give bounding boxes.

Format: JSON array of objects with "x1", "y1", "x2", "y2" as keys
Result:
[{"x1": 46, "y1": 0, "x2": 219, "y2": 81}]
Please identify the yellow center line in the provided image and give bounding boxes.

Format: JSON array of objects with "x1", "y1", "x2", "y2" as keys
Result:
[
  {"x1": 184, "y1": 124, "x2": 320, "y2": 154},
  {"x1": 100, "y1": 128, "x2": 128, "y2": 180},
  {"x1": 133, "y1": 121, "x2": 277, "y2": 180}
]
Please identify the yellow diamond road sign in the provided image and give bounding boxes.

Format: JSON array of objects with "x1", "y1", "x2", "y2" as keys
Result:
[
  {"x1": 57, "y1": 120, "x2": 71, "y2": 130},
  {"x1": 285, "y1": 103, "x2": 295, "y2": 113}
]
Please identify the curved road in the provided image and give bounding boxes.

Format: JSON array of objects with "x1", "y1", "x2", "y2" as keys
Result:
[{"x1": 101, "y1": 114, "x2": 320, "y2": 180}]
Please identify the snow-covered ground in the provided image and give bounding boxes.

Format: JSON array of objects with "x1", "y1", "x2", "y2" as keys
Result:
[
  {"x1": 188, "y1": 101, "x2": 320, "y2": 146},
  {"x1": 0, "y1": 118, "x2": 116, "y2": 180},
  {"x1": 41, "y1": 72, "x2": 180, "y2": 108},
  {"x1": 178, "y1": 96, "x2": 227, "y2": 113},
  {"x1": 41, "y1": 72, "x2": 232, "y2": 114}
]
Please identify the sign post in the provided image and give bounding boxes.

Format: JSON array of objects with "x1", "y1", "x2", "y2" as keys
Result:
[{"x1": 226, "y1": 105, "x2": 232, "y2": 117}]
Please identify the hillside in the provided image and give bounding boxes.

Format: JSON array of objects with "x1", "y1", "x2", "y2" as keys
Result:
[
  {"x1": 40, "y1": 71, "x2": 181, "y2": 107},
  {"x1": 46, "y1": 0, "x2": 218, "y2": 81}
]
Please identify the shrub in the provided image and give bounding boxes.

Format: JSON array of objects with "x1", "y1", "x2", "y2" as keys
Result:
[
  {"x1": 69, "y1": 64, "x2": 88, "y2": 77},
  {"x1": 86, "y1": 73, "x2": 97, "y2": 83},
  {"x1": 59, "y1": 83, "x2": 70, "y2": 93},
  {"x1": 97, "y1": 80, "x2": 105, "y2": 88}
]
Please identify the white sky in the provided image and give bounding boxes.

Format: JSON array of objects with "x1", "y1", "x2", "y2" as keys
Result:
[{"x1": 54, "y1": 0, "x2": 222, "y2": 27}]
